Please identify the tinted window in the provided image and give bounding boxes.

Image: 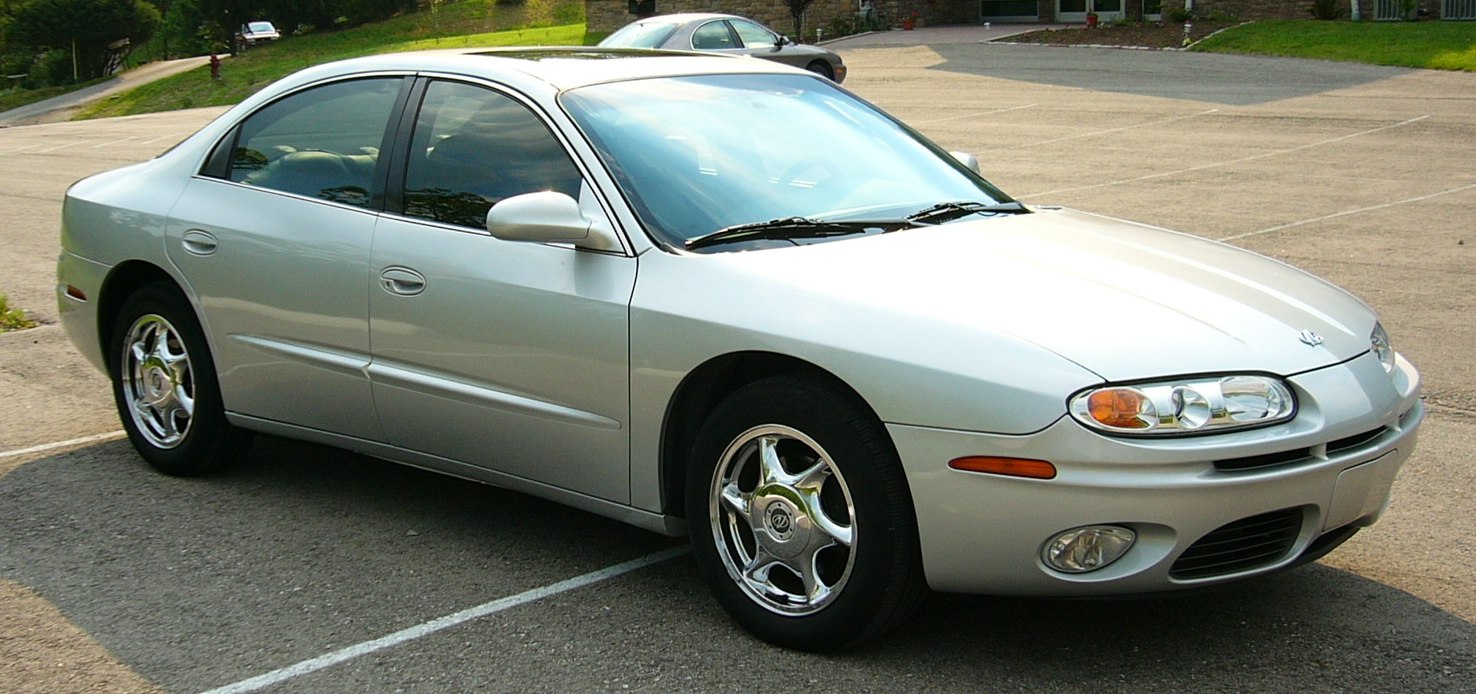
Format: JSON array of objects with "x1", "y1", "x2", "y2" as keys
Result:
[
  {"x1": 402, "y1": 81, "x2": 582, "y2": 229},
  {"x1": 691, "y1": 22, "x2": 736, "y2": 50},
  {"x1": 226, "y1": 78, "x2": 401, "y2": 207},
  {"x1": 562, "y1": 74, "x2": 1010, "y2": 247},
  {"x1": 600, "y1": 21, "x2": 678, "y2": 48},
  {"x1": 731, "y1": 20, "x2": 777, "y2": 48}
]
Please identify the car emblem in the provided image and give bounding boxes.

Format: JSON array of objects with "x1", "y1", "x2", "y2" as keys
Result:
[
  {"x1": 1298, "y1": 329, "x2": 1324, "y2": 347},
  {"x1": 765, "y1": 503, "x2": 795, "y2": 540}
]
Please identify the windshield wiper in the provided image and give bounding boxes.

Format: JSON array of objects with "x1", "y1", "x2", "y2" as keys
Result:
[
  {"x1": 906, "y1": 201, "x2": 1030, "y2": 224},
  {"x1": 684, "y1": 217, "x2": 911, "y2": 251}
]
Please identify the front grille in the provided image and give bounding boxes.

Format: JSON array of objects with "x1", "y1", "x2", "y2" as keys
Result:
[
  {"x1": 1214, "y1": 447, "x2": 1308, "y2": 472},
  {"x1": 1327, "y1": 427, "x2": 1385, "y2": 455},
  {"x1": 1170, "y1": 508, "x2": 1303, "y2": 580},
  {"x1": 1214, "y1": 426, "x2": 1388, "y2": 473}
]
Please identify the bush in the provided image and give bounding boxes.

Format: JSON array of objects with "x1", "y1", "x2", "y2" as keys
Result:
[
  {"x1": 28, "y1": 49, "x2": 75, "y2": 88},
  {"x1": 1310, "y1": 0, "x2": 1342, "y2": 19}
]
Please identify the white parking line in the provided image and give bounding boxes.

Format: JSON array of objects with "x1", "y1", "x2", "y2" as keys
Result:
[
  {"x1": 35, "y1": 141, "x2": 85, "y2": 153},
  {"x1": 91, "y1": 136, "x2": 138, "y2": 149},
  {"x1": 1001, "y1": 108, "x2": 1219, "y2": 150},
  {"x1": 0, "y1": 431, "x2": 127, "y2": 460},
  {"x1": 199, "y1": 546, "x2": 691, "y2": 694},
  {"x1": 1219, "y1": 182, "x2": 1476, "y2": 242},
  {"x1": 1021, "y1": 115, "x2": 1431, "y2": 198},
  {"x1": 911, "y1": 103, "x2": 1038, "y2": 125}
]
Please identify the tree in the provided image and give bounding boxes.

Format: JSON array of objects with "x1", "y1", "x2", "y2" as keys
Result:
[
  {"x1": 787, "y1": 0, "x2": 815, "y2": 38},
  {"x1": 5, "y1": 0, "x2": 161, "y2": 80}
]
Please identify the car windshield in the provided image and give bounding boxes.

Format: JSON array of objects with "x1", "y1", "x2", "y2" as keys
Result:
[
  {"x1": 599, "y1": 22, "x2": 679, "y2": 49},
  {"x1": 560, "y1": 73, "x2": 1012, "y2": 249},
  {"x1": 248, "y1": 22, "x2": 275, "y2": 32}
]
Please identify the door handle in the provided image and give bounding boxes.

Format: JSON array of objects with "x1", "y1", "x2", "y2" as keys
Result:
[
  {"x1": 181, "y1": 229, "x2": 218, "y2": 255},
  {"x1": 379, "y1": 267, "x2": 426, "y2": 296}
]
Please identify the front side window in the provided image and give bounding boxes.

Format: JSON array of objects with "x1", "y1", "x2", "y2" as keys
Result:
[
  {"x1": 731, "y1": 20, "x2": 778, "y2": 48},
  {"x1": 224, "y1": 78, "x2": 401, "y2": 207},
  {"x1": 401, "y1": 80, "x2": 582, "y2": 229}
]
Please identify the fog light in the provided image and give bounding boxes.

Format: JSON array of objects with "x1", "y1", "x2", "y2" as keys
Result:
[{"x1": 1043, "y1": 526, "x2": 1136, "y2": 573}]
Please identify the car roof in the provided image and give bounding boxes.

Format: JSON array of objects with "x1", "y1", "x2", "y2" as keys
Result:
[
  {"x1": 633, "y1": 13, "x2": 745, "y2": 24},
  {"x1": 275, "y1": 46, "x2": 800, "y2": 92}
]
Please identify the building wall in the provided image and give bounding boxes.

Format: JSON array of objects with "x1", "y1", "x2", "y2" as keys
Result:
[{"x1": 1191, "y1": 0, "x2": 1312, "y2": 18}]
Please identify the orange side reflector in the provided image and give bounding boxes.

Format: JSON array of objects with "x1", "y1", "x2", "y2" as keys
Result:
[
  {"x1": 948, "y1": 456, "x2": 1057, "y2": 480},
  {"x1": 65, "y1": 285, "x2": 87, "y2": 301}
]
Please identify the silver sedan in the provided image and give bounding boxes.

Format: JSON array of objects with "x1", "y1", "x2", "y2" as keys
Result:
[
  {"x1": 57, "y1": 48, "x2": 1421, "y2": 651},
  {"x1": 598, "y1": 13, "x2": 846, "y2": 82}
]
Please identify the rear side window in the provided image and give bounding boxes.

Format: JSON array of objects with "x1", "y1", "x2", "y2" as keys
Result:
[
  {"x1": 691, "y1": 22, "x2": 736, "y2": 50},
  {"x1": 221, "y1": 78, "x2": 402, "y2": 207},
  {"x1": 601, "y1": 21, "x2": 677, "y2": 49},
  {"x1": 400, "y1": 80, "x2": 582, "y2": 229}
]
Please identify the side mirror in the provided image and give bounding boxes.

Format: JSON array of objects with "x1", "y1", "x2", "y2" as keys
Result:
[
  {"x1": 486, "y1": 190, "x2": 604, "y2": 244},
  {"x1": 777, "y1": 35, "x2": 791, "y2": 47},
  {"x1": 950, "y1": 151, "x2": 981, "y2": 174}
]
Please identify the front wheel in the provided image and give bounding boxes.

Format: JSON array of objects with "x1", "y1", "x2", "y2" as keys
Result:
[
  {"x1": 686, "y1": 375, "x2": 926, "y2": 651},
  {"x1": 805, "y1": 60, "x2": 835, "y2": 81},
  {"x1": 110, "y1": 284, "x2": 251, "y2": 476}
]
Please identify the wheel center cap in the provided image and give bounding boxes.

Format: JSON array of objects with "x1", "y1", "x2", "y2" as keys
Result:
[
  {"x1": 764, "y1": 501, "x2": 795, "y2": 541},
  {"x1": 142, "y1": 364, "x2": 172, "y2": 403}
]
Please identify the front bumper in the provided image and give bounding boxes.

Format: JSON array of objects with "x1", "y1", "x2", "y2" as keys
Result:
[{"x1": 890, "y1": 350, "x2": 1422, "y2": 596}]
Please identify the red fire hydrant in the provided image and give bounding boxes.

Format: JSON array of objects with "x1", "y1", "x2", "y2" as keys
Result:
[{"x1": 209, "y1": 53, "x2": 221, "y2": 80}]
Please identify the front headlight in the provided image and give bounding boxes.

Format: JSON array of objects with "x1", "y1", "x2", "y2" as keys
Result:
[
  {"x1": 1069, "y1": 375, "x2": 1296, "y2": 436},
  {"x1": 1371, "y1": 322, "x2": 1395, "y2": 374}
]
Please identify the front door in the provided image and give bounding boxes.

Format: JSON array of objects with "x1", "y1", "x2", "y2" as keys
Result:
[{"x1": 367, "y1": 79, "x2": 636, "y2": 502}]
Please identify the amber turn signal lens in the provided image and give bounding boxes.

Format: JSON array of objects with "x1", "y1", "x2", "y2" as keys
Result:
[
  {"x1": 1087, "y1": 389, "x2": 1152, "y2": 429},
  {"x1": 949, "y1": 456, "x2": 1057, "y2": 480}
]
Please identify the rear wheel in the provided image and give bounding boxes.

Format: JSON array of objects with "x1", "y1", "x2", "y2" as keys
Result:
[
  {"x1": 110, "y1": 284, "x2": 251, "y2": 476},
  {"x1": 686, "y1": 375, "x2": 926, "y2": 651}
]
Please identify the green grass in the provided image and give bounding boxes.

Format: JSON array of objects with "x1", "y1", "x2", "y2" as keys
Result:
[
  {"x1": 1193, "y1": 19, "x2": 1476, "y2": 71},
  {"x1": 78, "y1": 0, "x2": 588, "y2": 120},
  {"x1": 0, "y1": 293, "x2": 38, "y2": 333}
]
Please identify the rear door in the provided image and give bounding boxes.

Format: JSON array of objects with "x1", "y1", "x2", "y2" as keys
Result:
[{"x1": 167, "y1": 76, "x2": 407, "y2": 439}]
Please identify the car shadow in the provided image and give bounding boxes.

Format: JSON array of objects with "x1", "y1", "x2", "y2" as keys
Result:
[
  {"x1": 2, "y1": 436, "x2": 1471, "y2": 691},
  {"x1": 925, "y1": 44, "x2": 1414, "y2": 106}
]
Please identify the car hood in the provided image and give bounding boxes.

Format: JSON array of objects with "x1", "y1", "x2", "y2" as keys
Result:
[{"x1": 711, "y1": 208, "x2": 1376, "y2": 382}]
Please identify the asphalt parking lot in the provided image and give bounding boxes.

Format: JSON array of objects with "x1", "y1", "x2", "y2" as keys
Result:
[{"x1": 2, "y1": 31, "x2": 1473, "y2": 692}]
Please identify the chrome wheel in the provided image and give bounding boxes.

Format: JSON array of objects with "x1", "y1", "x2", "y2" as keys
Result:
[
  {"x1": 709, "y1": 424, "x2": 856, "y2": 616},
  {"x1": 120, "y1": 313, "x2": 195, "y2": 449},
  {"x1": 111, "y1": 284, "x2": 251, "y2": 476}
]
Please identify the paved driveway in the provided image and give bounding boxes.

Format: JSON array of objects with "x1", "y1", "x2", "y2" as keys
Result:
[{"x1": 1, "y1": 37, "x2": 1473, "y2": 693}]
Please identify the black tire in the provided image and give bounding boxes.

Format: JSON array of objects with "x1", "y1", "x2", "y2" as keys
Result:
[
  {"x1": 805, "y1": 60, "x2": 835, "y2": 81},
  {"x1": 686, "y1": 375, "x2": 926, "y2": 651},
  {"x1": 109, "y1": 283, "x2": 252, "y2": 476}
]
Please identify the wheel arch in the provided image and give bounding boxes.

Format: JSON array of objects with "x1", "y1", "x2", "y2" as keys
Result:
[
  {"x1": 96, "y1": 261, "x2": 188, "y2": 369},
  {"x1": 658, "y1": 351, "x2": 891, "y2": 518}
]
